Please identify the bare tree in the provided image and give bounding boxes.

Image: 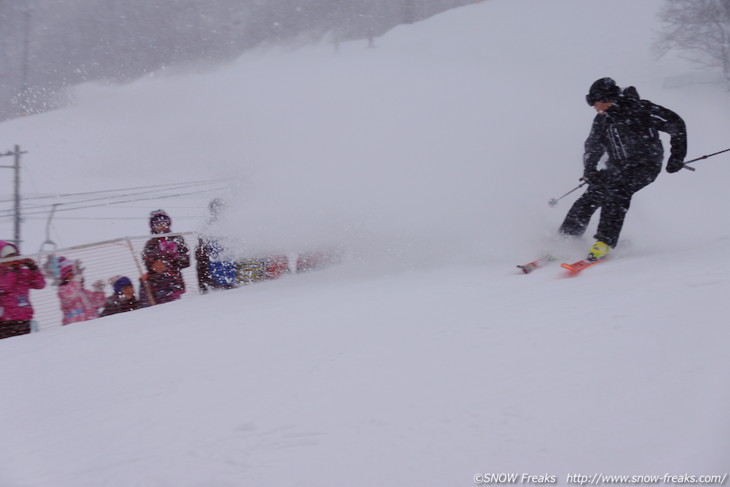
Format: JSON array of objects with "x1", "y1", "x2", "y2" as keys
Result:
[{"x1": 657, "y1": 0, "x2": 730, "y2": 84}]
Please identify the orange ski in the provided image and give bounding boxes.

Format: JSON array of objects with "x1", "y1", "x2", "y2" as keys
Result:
[
  {"x1": 560, "y1": 258, "x2": 603, "y2": 274},
  {"x1": 517, "y1": 254, "x2": 555, "y2": 274}
]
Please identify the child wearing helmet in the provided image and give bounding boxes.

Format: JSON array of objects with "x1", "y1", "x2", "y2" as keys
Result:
[
  {"x1": 55, "y1": 257, "x2": 105, "y2": 326},
  {"x1": 140, "y1": 209, "x2": 190, "y2": 306},
  {"x1": 101, "y1": 276, "x2": 140, "y2": 317}
]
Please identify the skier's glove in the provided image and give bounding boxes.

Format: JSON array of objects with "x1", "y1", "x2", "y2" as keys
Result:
[
  {"x1": 580, "y1": 169, "x2": 600, "y2": 185},
  {"x1": 20, "y1": 259, "x2": 38, "y2": 271},
  {"x1": 159, "y1": 240, "x2": 178, "y2": 255},
  {"x1": 666, "y1": 157, "x2": 685, "y2": 173}
]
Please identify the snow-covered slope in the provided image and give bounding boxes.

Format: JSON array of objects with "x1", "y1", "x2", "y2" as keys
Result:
[{"x1": 1, "y1": 0, "x2": 729, "y2": 485}]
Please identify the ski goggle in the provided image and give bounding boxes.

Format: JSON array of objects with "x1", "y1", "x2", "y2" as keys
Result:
[
  {"x1": 0, "y1": 244, "x2": 19, "y2": 258},
  {"x1": 586, "y1": 94, "x2": 614, "y2": 106}
]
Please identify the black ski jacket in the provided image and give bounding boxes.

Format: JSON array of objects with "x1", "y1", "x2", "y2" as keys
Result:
[{"x1": 583, "y1": 88, "x2": 687, "y2": 178}]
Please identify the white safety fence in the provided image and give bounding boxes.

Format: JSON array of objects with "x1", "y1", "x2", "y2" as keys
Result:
[
  {"x1": 3, "y1": 232, "x2": 340, "y2": 332},
  {"x1": 6, "y1": 232, "x2": 200, "y2": 331}
]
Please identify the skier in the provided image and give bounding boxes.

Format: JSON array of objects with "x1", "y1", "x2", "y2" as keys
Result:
[
  {"x1": 558, "y1": 77, "x2": 687, "y2": 261},
  {"x1": 0, "y1": 241, "x2": 46, "y2": 339},
  {"x1": 140, "y1": 209, "x2": 190, "y2": 306}
]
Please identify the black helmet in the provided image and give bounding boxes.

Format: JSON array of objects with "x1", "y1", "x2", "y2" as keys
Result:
[{"x1": 586, "y1": 77, "x2": 620, "y2": 106}]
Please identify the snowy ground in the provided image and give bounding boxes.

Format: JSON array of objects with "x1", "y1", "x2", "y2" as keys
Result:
[{"x1": 1, "y1": 0, "x2": 729, "y2": 485}]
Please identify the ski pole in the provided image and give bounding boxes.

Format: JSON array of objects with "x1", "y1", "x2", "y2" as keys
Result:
[
  {"x1": 548, "y1": 181, "x2": 587, "y2": 207},
  {"x1": 682, "y1": 147, "x2": 730, "y2": 171},
  {"x1": 547, "y1": 146, "x2": 730, "y2": 206}
]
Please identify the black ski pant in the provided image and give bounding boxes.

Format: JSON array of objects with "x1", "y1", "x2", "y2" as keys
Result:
[
  {"x1": 0, "y1": 320, "x2": 31, "y2": 340},
  {"x1": 558, "y1": 169, "x2": 658, "y2": 248}
]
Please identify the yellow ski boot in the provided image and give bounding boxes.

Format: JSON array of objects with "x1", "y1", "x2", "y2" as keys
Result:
[{"x1": 586, "y1": 240, "x2": 610, "y2": 262}]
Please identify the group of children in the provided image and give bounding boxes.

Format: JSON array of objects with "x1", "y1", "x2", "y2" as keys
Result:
[
  {"x1": 56, "y1": 208, "x2": 190, "y2": 324},
  {"x1": 0, "y1": 208, "x2": 191, "y2": 340},
  {"x1": 50, "y1": 256, "x2": 141, "y2": 325}
]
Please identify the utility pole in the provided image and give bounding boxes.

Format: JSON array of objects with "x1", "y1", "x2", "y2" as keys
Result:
[{"x1": 0, "y1": 145, "x2": 26, "y2": 251}]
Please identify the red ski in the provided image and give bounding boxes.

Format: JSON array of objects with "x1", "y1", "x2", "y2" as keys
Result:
[
  {"x1": 517, "y1": 255, "x2": 555, "y2": 274},
  {"x1": 560, "y1": 258, "x2": 603, "y2": 274}
]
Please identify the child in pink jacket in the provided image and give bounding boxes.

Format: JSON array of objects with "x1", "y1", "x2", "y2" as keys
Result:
[
  {"x1": 0, "y1": 241, "x2": 46, "y2": 339},
  {"x1": 56, "y1": 257, "x2": 105, "y2": 326}
]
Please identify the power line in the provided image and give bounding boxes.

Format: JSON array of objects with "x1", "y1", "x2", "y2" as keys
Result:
[
  {"x1": 21, "y1": 216, "x2": 206, "y2": 221},
  {"x1": 0, "y1": 187, "x2": 227, "y2": 221},
  {"x1": 0, "y1": 182, "x2": 228, "y2": 217},
  {"x1": 11, "y1": 182, "x2": 223, "y2": 214},
  {"x1": 0, "y1": 178, "x2": 227, "y2": 204}
]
